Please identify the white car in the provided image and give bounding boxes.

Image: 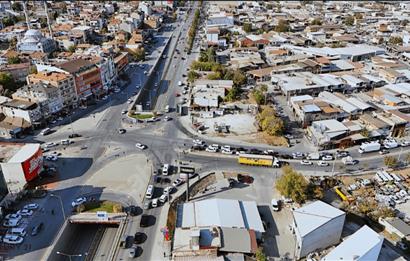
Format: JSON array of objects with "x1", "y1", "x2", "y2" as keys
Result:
[
  {"x1": 163, "y1": 186, "x2": 173, "y2": 195},
  {"x1": 114, "y1": 88, "x2": 121, "y2": 93},
  {"x1": 193, "y1": 139, "x2": 204, "y2": 145},
  {"x1": 71, "y1": 197, "x2": 87, "y2": 207},
  {"x1": 135, "y1": 85, "x2": 141, "y2": 89},
  {"x1": 17, "y1": 209, "x2": 33, "y2": 217},
  {"x1": 102, "y1": 96, "x2": 108, "y2": 100},
  {"x1": 45, "y1": 142, "x2": 57, "y2": 148},
  {"x1": 24, "y1": 203, "x2": 39, "y2": 210},
  {"x1": 3, "y1": 235, "x2": 23, "y2": 245},
  {"x1": 5, "y1": 214, "x2": 22, "y2": 221},
  {"x1": 144, "y1": 70, "x2": 148, "y2": 75},
  {"x1": 205, "y1": 146, "x2": 217, "y2": 153},
  {"x1": 172, "y1": 178, "x2": 184, "y2": 187},
  {"x1": 121, "y1": 110, "x2": 128, "y2": 115},
  {"x1": 151, "y1": 198, "x2": 158, "y2": 208},
  {"x1": 164, "y1": 116, "x2": 172, "y2": 121},
  {"x1": 400, "y1": 141, "x2": 410, "y2": 147},
  {"x1": 321, "y1": 155, "x2": 334, "y2": 161},
  {"x1": 135, "y1": 143, "x2": 147, "y2": 150},
  {"x1": 221, "y1": 148, "x2": 232, "y2": 154},
  {"x1": 222, "y1": 145, "x2": 230, "y2": 151},
  {"x1": 3, "y1": 219, "x2": 21, "y2": 228},
  {"x1": 300, "y1": 160, "x2": 313, "y2": 165},
  {"x1": 45, "y1": 155, "x2": 58, "y2": 161},
  {"x1": 317, "y1": 161, "x2": 329, "y2": 167},
  {"x1": 159, "y1": 194, "x2": 168, "y2": 203}
]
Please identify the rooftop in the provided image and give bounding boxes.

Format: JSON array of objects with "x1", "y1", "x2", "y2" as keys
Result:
[
  {"x1": 322, "y1": 226, "x2": 383, "y2": 261},
  {"x1": 293, "y1": 201, "x2": 345, "y2": 237}
]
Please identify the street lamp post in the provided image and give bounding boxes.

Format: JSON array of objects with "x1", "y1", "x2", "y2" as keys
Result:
[
  {"x1": 56, "y1": 251, "x2": 86, "y2": 261},
  {"x1": 50, "y1": 194, "x2": 66, "y2": 219}
]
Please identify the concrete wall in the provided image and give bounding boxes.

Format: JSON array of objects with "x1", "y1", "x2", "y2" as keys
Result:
[{"x1": 297, "y1": 214, "x2": 346, "y2": 258}]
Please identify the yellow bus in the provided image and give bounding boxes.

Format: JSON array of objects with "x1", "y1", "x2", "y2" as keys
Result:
[{"x1": 238, "y1": 154, "x2": 276, "y2": 167}]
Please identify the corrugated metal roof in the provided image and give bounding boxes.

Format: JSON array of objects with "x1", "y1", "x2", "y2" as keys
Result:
[
  {"x1": 346, "y1": 97, "x2": 371, "y2": 110},
  {"x1": 293, "y1": 201, "x2": 345, "y2": 238},
  {"x1": 322, "y1": 225, "x2": 383, "y2": 261},
  {"x1": 240, "y1": 201, "x2": 265, "y2": 233}
]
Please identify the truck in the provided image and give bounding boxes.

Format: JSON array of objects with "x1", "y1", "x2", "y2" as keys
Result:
[
  {"x1": 358, "y1": 141, "x2": 380, "y2": 153},
  {"x1": 238, "y1": 154, "x2": 280, "y2": 168}
]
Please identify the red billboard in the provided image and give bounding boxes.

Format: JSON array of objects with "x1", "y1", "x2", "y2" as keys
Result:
[{"x1": 21, "y1": 147, "x2": 43, "y2": 182}]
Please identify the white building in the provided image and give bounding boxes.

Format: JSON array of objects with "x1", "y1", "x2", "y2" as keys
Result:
[
  {"x1": 16, "y1": 29, "x2": 55, "y2": 53},
  {"x1": 177, "y1": 198, "x2": 265, "y2": 239},
  {"x1": 293, "y1": 201, "x2": 346, "y2": 259},
  {"x1": 322, "y1": 225, "x2": 383, "y2": 261}
]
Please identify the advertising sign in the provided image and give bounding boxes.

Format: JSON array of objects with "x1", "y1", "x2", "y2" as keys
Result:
[{"x1": 21, "y1": 147, "x2": 43, "y2": 182}]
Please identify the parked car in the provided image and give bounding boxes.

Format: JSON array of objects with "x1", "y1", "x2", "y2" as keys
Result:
[
  {"x1": 118, "y1": 129, "x2": 126, "y2": 134},
  {"x1": 271, "y1": 199, "x2": 280, "y2": 211},
  {"x1": 292, "y1": 152, "x2": 305, "y2": 159},
  {"x1": 71, "y1": 197, "x2": 87, "y2": 207},
  {"x1": 237, "y1": 174, "x2": 254, "y2": 184},
  {"x1": 336, "y1": 151, "x2": 349, "y2": 158},
  {"x1": 321, "y1": 155, "x2": 334, "y2": 161},
  {"x1": 5, "y1": 214, "x2": 21, "y2": 221},
  {"x1": 172, "y1": 178, "x2": 184, "y2": 187},
  {"x1": 159, "y1": 194, "x2": 167, "y2": 203},
  {"x1": 68, "y1": 133, "x2": 81, "y2": 138},
  {"x1": 121, "y1": 110, "x2": 128, "y2": 115},
  {"x1": 17, "y1": 209, "x2": 33, "y2": 217},
  {"x1": 143, "y1": 201, "x2": 150, "y2": 210},
  {"x1": 317, "y1": 161, "x2": 329, "y2": 167},
  {"x1": 3, "y1": 235, "x2": 23, "y2": 245},
  {"x1": 24, "y1": 203, "x2": 39, "y2": 210},
  {"x1": 205, "y1": 146, "x2": 218, "y2": 153}
]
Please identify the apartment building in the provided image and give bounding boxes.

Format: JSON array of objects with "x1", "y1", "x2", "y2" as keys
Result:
[{"x1": 27, "y1": 71, "x2": 78, "y2": 109}]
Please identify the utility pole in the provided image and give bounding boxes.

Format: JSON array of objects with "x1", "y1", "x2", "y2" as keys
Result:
[{"x1": 23, "y1": 1, "x2": 30, "y2": 29}]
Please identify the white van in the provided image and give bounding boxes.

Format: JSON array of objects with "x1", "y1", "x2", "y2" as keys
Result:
[
  {"x1": 178, "y1": 81, "x2": 183, "y2": 86},
  {"x1": 162, "y1": 164, "x2": 170, "y2": 176},
  {"x1": 40, "y1": 128, "x2": 52, "y2": 136},
  {"x1": 165, "y1": 105, "x2": 170, "y2": 113},
  {"x1": 145, "y1": 185, "x2": 154, "y2": 199},
  {"x1": 8, "y1": 228, "x2": 26, "y2": 237}
]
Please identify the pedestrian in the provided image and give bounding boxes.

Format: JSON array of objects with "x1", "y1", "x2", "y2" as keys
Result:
[{"x1": 163, "y1": 252, "x2": 166, "y2": 258}]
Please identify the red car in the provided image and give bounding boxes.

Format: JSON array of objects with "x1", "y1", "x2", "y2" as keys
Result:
[{"x1": 175, "y1": 93, "x2": 181, "y2": 97}]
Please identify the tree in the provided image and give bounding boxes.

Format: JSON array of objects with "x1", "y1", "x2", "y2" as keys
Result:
[
  {"x1": 233, "y1": 70, "x2": 246, "y2": 86},
  {"x1": 384, "y1": 156, "x2": 398, "y2": 168},
  {"x1": 225, "y1": 87, "x2": 241, "y2": 102},
  {"x1": 0, "y1": 72, "x2": 17, "y2": 93},
  {"x1": 7, "y1": 56, "x2": 21, "y2": 64},
  {"x1": 275, "y1": 19, "x2": 289, "y2": 32},
  {"x1": 130, "y1": 48, "x2": 145, "y2": 62},
  {"x1": 2, "y1": 16, "x2": 17, "y2": 27},
  {"x1": 276, "y1": 166, "x2": 308, "y2": 204},
  {"x1": 253, "y1": 89, "x2": 265, "y2": 105},
  {"x1": 360, "y1": 128, "x2": 370, "y2": 138},
  {"x1": 310, "y1": 18, "x2": 322, "y2": 26},
  {"x1": 67, "y1": 45, "x2": 76, "y2": 53},
  {"x1": 187, "y1": 70, "x2": 199, "y2": 83},
  {"x1": 354, "y1": 13, "x2": 363, "y2": 20},
  {"x1": 255, "y1": 247, "x2": 267, "y2": 261},
  {"x1": 389, "y1": 36, "x2": 403, "y2": 45},
  {"x1": 243, "y1": 23, "x2": 252, "y2": 33},
  {"x1": 29, "y1": 66, "x2": 37, "y2": 74},
  {"x1": 344, "y1": 16, "x2": 355, "y2": 26},
  {"x1": 39, "y1": 17, "x2": 48, "y2": 28},
  {"x1": 12, "y1": 2, "x2": 22, "y2": 12},
  {"x1": 8, "y1": 37, "x2": 17, "y2": 49},
  {"x1": 262, "y1": 116, "x2": 284, "y2": 136},
  {"x1": 207, "y1": 72, "x2": 222, "y2": 80}
]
